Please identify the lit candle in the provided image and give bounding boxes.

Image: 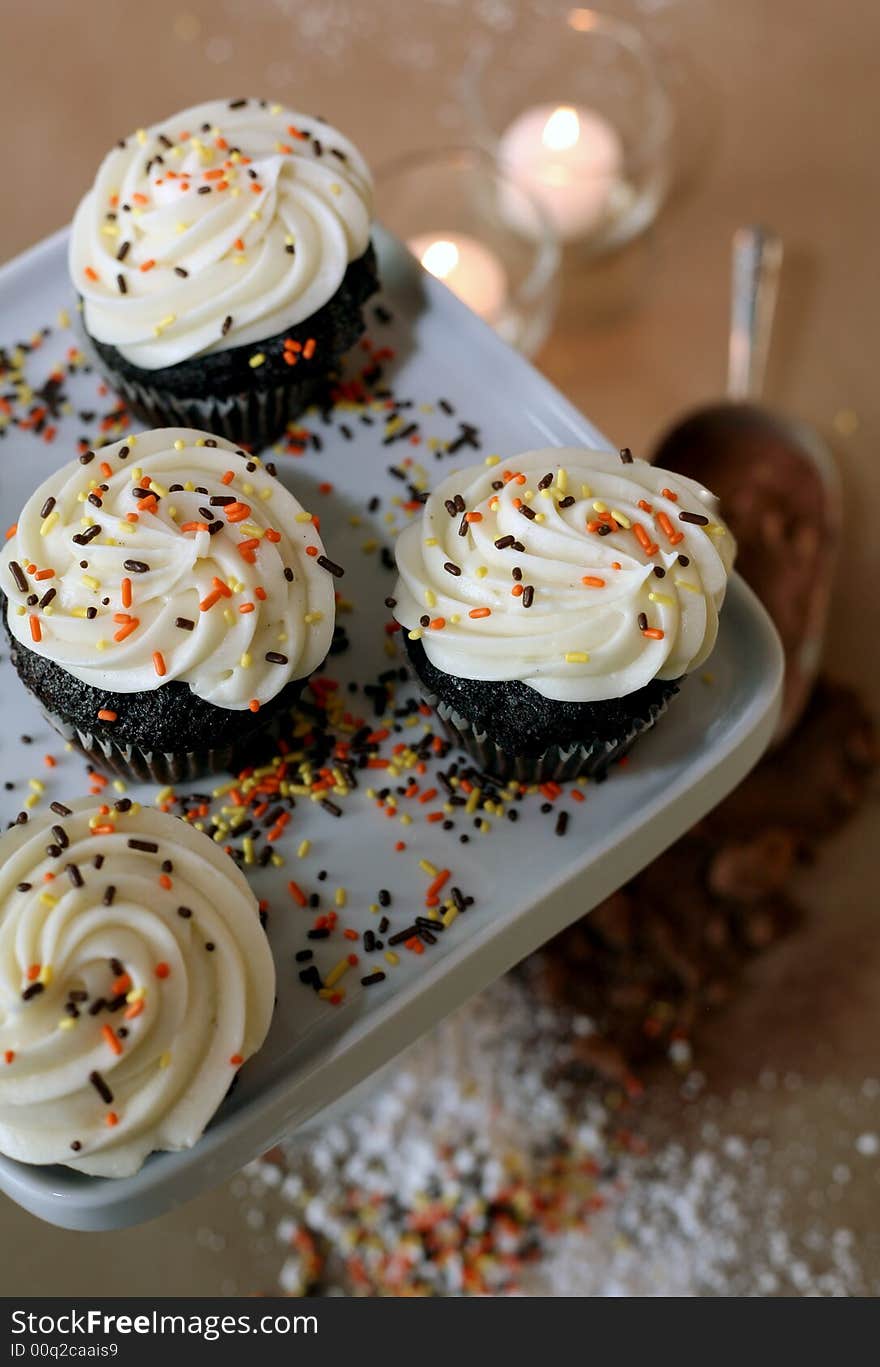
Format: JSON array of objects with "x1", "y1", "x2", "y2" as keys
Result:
[
  {"x1": 498, "y1": 103, "x2": 624, "y2": 242},
  {"x1": 408, "y1": 232, "x2": 508, "y2": 323}
]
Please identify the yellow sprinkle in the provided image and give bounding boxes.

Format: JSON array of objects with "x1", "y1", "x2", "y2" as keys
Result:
[
  {"x1": 39, "y1": 893, "x2": 57, "y2": 908},
  {"x1": 648, "y1": 592, "x2": 675, "y2": 606},
  {"x1": 297, "y1": 839, "x2": 311, "y2": 859},
  {"x1": 38, "y1": 965, "x2": 53, "y2": 986},
  {"x1": 304, "y1": 612, "x2": 323, "y2": 625},
  {"x1": 295, "y1": 511, "x2": 314, "y2": 523},
  {"x1": 580, "y1": 484, "x2": 592, "y2": 499},
  {"x1": 419, "y1": 859, "x2": 439, "y2": 877},
  {"x1": 240, "y1": 652, "x2": 252, "y2": 669},
  {"x1": 674, "y1": 578, "x2": 700, "y2": 593},
  {"x1": 40, "y1": 511, "x2": 59, "y2": 536},
  {"x1": 335, "y1": 888, "x2": 347, "y2": 908},
  {"x1": 159, "y1": 1051, "x2": 171, "y2": 1069},
  {"x1": 556, "y1": 468, "x2": 568, "y2": 493},
  {"x1": 28, "y1": 779, "x2": 45, "y2": 793},
  {"x1": 80, "y1": 575, "x2": 100, "y2": 591},
  {"x1": 475, "y1": 566, "x2": 488, "y2": 579},
  {"x1": 330, "y1": 183, "x2": 342, "y2": 196},
  {"x1": 24, "y1": 793, "x2": 40, "y2": 809},
  {"x1": 565, "y1": 652, "x2": 590, "y2": 663},
  {"x1": 442, "y1": 906, "x2": 460, "y2": 929},
  {"x1": 249, "y1": 353, "x2": 266, "y2": 368},
  {"x1": 384, "y1": 951, "x2": 400, "y2": 967},
  {"x1": 485, "y1": 454, "x2": 501, "y2": 466},
  {"x1": 58, "y1": 1017, "x2": 77, "y2": 1032},
  {"x1": 323, "y1": 958, "x2": 352, "y2": 989},
  {"x1": 610, "y1": 509, "x2": 631, "y2": 529},
  {"x1": 126, "y1": 987, "x2": 146, "y2": 1004},
  {"x1": 424, "y1": 589, "x2": 436, "y2": 608},
  {"x1": 424, "y1": 537, "x2": 439, "y2": 547},
  {"x1": 153, "y1": 314, "x2": 176, "y2": 336},
  {"x1": 318, "y1": 987, "x2": 345, "y2": 1001},
  {"x1": 592, "y1": 500, "x2": 607, "y2": 513}
]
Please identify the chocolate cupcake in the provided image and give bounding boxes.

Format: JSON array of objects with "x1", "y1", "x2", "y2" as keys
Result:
[
  {"x1": 392, "y1": 447, "x2": 736, "y2": 781},
  {"x1": 69, "y1": 98, "x2": 378, "y2": 448},
  {"x1": 0, "y1": 799, "x2": 274, "y2": 1177},
  {"x1": 0, "y1": 428, "x2": 340, "y2": 782}
]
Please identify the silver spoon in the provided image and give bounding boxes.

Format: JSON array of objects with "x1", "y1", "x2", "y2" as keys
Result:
[{"x1": 652, "y1": 225, "x2": 840, "y2": 742}]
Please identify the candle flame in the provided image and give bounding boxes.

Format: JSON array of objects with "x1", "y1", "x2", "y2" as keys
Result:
[
  {"x1": 420, "y1": 239, "x2": 460, "y2": 280},
  {"x1": 542, "y1": 106, "x2": 581, "y2": 152}
]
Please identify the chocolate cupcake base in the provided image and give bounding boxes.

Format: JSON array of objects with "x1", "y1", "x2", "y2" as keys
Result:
[
  {"x1": 82, "y1": 244, "x2": 380, "y2": 450},
  {"x1": 404, "y1": 635, "x2": 679, "y2": 783},
  {"x1": 4, "y1": 612, "x2": 309, "y2": 784}
]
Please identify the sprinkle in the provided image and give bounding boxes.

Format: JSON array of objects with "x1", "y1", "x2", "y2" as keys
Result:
[
  {"x1": 679, "y1": 510, "x2": 710, "y2": 525},
  {"x1": 102, "y1": 1024, "x2": 123, "y2": 1056},
  {"x1": 28, "y1": 616, "x2": 41, "y2": 643},
  {"x1": 89, "y1": 1070, "x2": 113, "y2": 1104},
  {"x1": 565, "y1": 652, "x2": 590, "y2": 664},
  {"x1": 642, "y1": 627, "x2": 665, "y2": 640},
  {"x1": 469, "y1": 607, "x2": 491, "y2": 619},
  {"x1": 153, "y1": 651, "x2": 167, "y2": 677},
  {"x1": 249, "y1": 353, "x2": 266, "y2": 368},
  {"x1": 97, "y1": 709, "x2": 118, "y2": 723},
  {"x1": 581, "y1": 576, "x2": 606, "y2": 588},
  {"x1": 154, "y1": 962, "x2": 170, "y2": 979},
  {"x1": 675, "y1": 579, "x2": 700, "y2": 594}
]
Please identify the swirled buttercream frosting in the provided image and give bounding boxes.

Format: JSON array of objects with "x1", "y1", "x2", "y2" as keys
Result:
[
  {"x1": 0, "y1": 799, "x2": 274, "y2": 1176},
  {"x1": 70, "y1": 98, "x2": 373, "y2": 370},
  {"x1": 0, "y1": 428, "x2": 338, "y2": 710},
  {"x1": 393, "y1": 448, "x2": 736, "y2": 702}
]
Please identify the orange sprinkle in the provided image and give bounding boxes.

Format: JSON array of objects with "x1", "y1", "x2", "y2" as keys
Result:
[
  {"x1": 100, "y1": 462, "x2": 113, "y2": 479},
  {"x1": 132, "y1": 192, "x2": 149, "y2": 205},
  {"x1": 5, "y1": 524, "x2": 17, "y2": 540},
  {"x1": 229, "y1": 1054, "x2": 244, "y2": 1066},
  {"x1": 158, "y1": 874, "x2": 172, "y2": 891},
  {"x1": 34, "y1": 568, "x2": 54, "y2": 581},
  {"x1": 464, "y1": 511, "x2": 483, "y2": 523},
  {"x1": 638, "y1": 499, "x2": 653, "y2": 514},
  {"x1": 90, "y1": 824, "x2": 115, "y2": 835},
  {"x1": 114, "y1": 619, "x2": 140, "y2": 643},
  {"x1": 302, "y1": 337, "x2": 317, "y2": 360},
  {"x1": 429, "y1": 617, "x2": 446, "y2": 630},
  {"x1": 112, "y1": 973, "x2": 131, "y2": 996},
  {"x1": 3, "y1": 1051, "x2": 14, "y2": 1065},
  {"x1": 154, "y1": 962, "x2": 170, "y2": 980},
  {"x1": 306, "y1": 545, "x2": 319, "y2": 557},
  {"x1": 97, "y1": 709, "x2": 118, "y2": 723},
  {"x1": 139, "y1": 258, "x2": 156, "y2": 272},
  {"x1": 582, "y1": 576, "x2": 606, "y2": 588},
  {"x1": 426, "y1": 869, "x2": 450, "y2": 899},
  {"x1": 124, "y1": 1000, "x2": 144, "y2": 1021},
  {"x1": 661, "y1": 487, "x2": 679, "y2": 502},
  {"x1": 633, "y1": 524, "x2": 659, "y2": 556},
  {"x1": 642, "y1": 627, "x2": 665, "y2": 640},
  {"x1": 288, "y1": 881, "x2": 308, "y2": 907},
  {"x1": 44, "y1": 754, "x2": 57, "y2": 768},
  {"x1": 250, "y1": 183, "x2": 263, "y2": 194},
  {"x1": 26, "y1": 964, "x2": 41, "y2": 982},
  {"x1": 254, "y1": 586, "x2": 267, "y2": 601},
  {"x1": 152, "y1": 651, "x2": 167, "y2": 677},
  {"x1": 612, "y1": 562, "x2": 622, "y2": 570},
  {"x1": 221, "y1": 470, "x2": 235, "y2": 485},
  {"x1": 224, "y1": 502, "x2": 251, "y2": 522},
  {"x1": 28, "y1": 616, "x2": 42, "y2": 643},
  {"x1": 180, "y1": 520, "x2": 211, "y2": 533},
  {"x1": 102, "y1": 1024, "x2": 123, "y2": 1056},
  {"x1": 84, "y1": 266, "x2": 99, "y2": 283},
  {"x1": 248, "y1": 699, "x2": 260, "y2": 713},
  {"x1": 264, "y1": 528, "x2": 281, "y2": 543},
  {"x1": 469, "y1": 607, "x2": 491, "y2": 619},
  {"x1": 238, "y1": 602, "x2": 255, "y2": 614},
  {"x1": 121, "y1": 578, "x2": 132, "y2": 609},
  {"x1": 204, "y1": 168, "x2": 225, "y2": 181},
  {"x1": 199, "y1": 590, "x2": 222, "y2": 612},
  {"x1": 105, "y1": 1111, "x2": 119, "y2": 1127}
]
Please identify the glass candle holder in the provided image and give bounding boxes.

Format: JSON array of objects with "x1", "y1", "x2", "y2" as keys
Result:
[
  {"x1": 375, "y1": 146, "x2": 560, "y2": 357},
  {"x1": 462, "y1": 7, "x2": 673, "y2": 256}
]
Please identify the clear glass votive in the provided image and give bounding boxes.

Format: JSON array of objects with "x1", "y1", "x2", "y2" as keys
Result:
[
  {"x1": 375, "y1": 145, "x2": 560, "y2": 357},
  {"x1": 461, "y1": 7, "x2": 673, "y2": 256}
]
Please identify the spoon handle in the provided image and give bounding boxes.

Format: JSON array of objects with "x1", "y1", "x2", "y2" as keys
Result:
[{"x1": 727, "y1": 225, "x2": 783, "y2": 401}]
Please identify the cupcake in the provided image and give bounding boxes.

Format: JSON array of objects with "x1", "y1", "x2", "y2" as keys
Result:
[
  {"x1": 69, "y1": 98, "x2": 378, "y2": 448},
  {"x1": 392, "y1": 447, "x2": 736, "y2": 782},
  {"x1": 0, "y1": 798, "x2": 274, "y2": 1177},
  {"x1": 0, "y1": 428, "x2": 340, "y2": 783}
]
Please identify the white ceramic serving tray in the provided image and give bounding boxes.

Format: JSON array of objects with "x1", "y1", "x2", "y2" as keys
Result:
[{"x1": 0, "y1": 227, "x2": 783, "y2": 1230}]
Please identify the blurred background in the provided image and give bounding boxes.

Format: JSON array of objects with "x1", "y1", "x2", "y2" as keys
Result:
[{"x1": 0, "y1": 0, "x2": 878, "y2": 1295}]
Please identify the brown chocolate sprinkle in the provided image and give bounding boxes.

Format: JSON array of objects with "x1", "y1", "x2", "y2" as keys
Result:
[
  {"x1": 22, "y1": 983, "x2": 44, "y2": 1001},
  {"x1": 638, "y1": 612, "x2": 648, "y2": 631},
  {"x1": 522, "y1": 585, "x2": 534, "y2": 608},
  {"x1": 8, "y1": 561, "x2": 28, "y2": 593},
  {"x1": 519, "y1": 505, "x2": 536, "y2": 521},
  {"x1": 89, "y1": 1071, "x2": 113, "y2": 1104},
  {"x1": 73, "y1": 525, "x2": 102, "y2": 546},
  {"x1": 117, "y1": 274, "x2": 127, "y2": 295},
  {"x1": 443, "y1": 562, "x2": 461, "y2": 576},
  {"x1": 177, "y1": 906, "x2": 192, "y2": 919},
  {"x1": 40, "y1": 497, "x2": 56, "y2": 519},
  {"x1": 619, "y1": 446, "x2": 634, "y2": 463},
  {"x1": 265, "y1": 651, "x2": 289, "y2": 665},
  {"x1": 103, "y1": 886, "x2": 116, "y2": 906},
  {"x1": 222, "y1": 315, "x2": 233, "y2": 336},
  {"x1": 51, "y1": 803, "x2": 72, "y2": 817},
  {"x1": 123, "y1": 559, "x2": 150, "y2": 574},
  {"x1": 174, "y1": 266, "x2": 189, "y2": 278},
  {"x1": 679, "y1": 510, "x2": 709, "y2": 525},
  {"x1": 66, "y1": 864, "x2": 84, "y2": 888},
  {"x1": 127, "y1": 839, "x2": 158, "y2": 853},
  {"x1": 494, "y1": 535, "x2": 515, "y2": 550},
  {"x1": 361, "y1": 972, "x2": 386, "y2": 986},
  {"x1": 316, "y1": 555, "x2": 344, "y2": 578},
  {"x1": 175, "y1": 617, "x2": 195, "y2": 631},
  {"x1": 538, "y1": 472, "x2": 554, "y2": 490}
]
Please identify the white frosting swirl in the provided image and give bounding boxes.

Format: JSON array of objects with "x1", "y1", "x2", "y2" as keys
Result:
[
  {"x1": 393, "y1": 448, "x2": 736, "y2": 702},
  {"x1": 0, "y1": 800, "x2": 274, "y2": 1177},
  {"x1": 69, "y1": 98, "x2": 373, "y2": 369},
  {"x1": 0, "y1": 428, "x2": 337, "y2": 710}
]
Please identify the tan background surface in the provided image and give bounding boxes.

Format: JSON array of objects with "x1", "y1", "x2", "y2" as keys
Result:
[{"x1": 0, "y1": 0, "x2": 877, "y2": 1294}]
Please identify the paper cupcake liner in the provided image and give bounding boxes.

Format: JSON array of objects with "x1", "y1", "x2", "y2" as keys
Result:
[
  {"x1": 423, "y1": 691, "x2": 676, "y2": 784},
  {"x1": 96, "y1": 367, "x2": 326, "y2": 451}
]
